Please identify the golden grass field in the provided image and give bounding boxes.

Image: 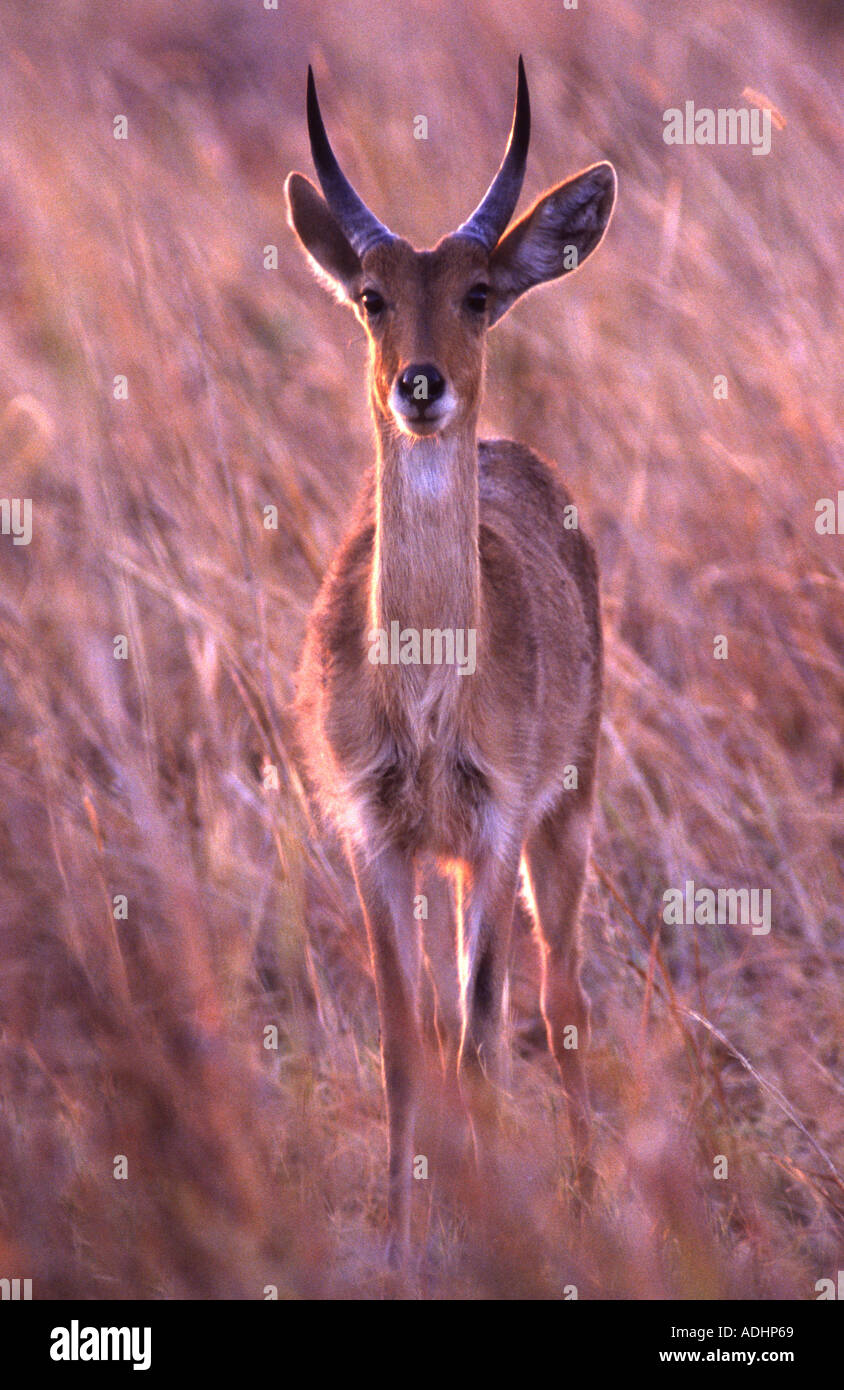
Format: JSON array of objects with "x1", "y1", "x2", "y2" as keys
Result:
[{"x1": 0, "y1": 0, "x2": 841, "y2": 1298}]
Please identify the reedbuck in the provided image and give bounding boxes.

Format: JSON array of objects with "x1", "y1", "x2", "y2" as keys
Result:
[{"x1": 287, "y1": 58, "x2": 615, "y2": 1259}]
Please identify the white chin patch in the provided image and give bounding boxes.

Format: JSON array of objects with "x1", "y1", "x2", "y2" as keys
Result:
[{"x1": 397, "y1": 433, "x2": 459, "y2": 497}]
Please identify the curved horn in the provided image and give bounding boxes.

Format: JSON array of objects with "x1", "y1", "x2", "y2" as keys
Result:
[
  {"x1": 307, "y1": 65, "x2": 394, "y2": 258},
  {"x1": 455, "y1": 55, "x2": 531, "y2": 250}
]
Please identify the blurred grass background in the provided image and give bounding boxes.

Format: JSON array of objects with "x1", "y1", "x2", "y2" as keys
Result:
[{"x1": 0, "y1": 0, "x2": 841, "y2": 1297}]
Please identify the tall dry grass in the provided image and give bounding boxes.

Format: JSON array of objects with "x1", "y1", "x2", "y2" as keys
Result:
[{"x1": 0, "y1": 0, "x2": 841, "y2": 1297}]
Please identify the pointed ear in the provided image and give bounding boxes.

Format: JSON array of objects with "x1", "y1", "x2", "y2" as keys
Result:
[
  {"x1": 285, "y1": 172, "x2": 362, "y2": 300},
  {"x1": 488, "y1": 162, "x2": 616, "y2": 325}
]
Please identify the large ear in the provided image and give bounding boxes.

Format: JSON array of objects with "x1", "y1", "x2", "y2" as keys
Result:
[
  {"x1": 488, "y1": 162, "x2": 616, "y2": 325},
  {"x1": 285, "y1": 171, "x2": 362, "y2": 300}
]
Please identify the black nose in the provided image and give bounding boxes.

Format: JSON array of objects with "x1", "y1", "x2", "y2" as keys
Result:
[{"x1": 396, "y1": 363, "x2": 446, "y2": 405}]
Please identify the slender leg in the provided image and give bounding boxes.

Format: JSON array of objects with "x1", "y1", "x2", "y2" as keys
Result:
[
  {"x1": 522, "y1": 796, "x2": 594, "y2": 1185},
  {"x1": 443, "y1": 853, "x2": 520, "y2": 1221},
  {"x1": 457, "y1": 856, "x2": 520, "y2": 1091},
  {"x1": 417, "y1": 866, "x2": 460, "y2": 1070},
  {"x1": 347, "y1": 840, "x2": 419, "y2": 1264}
]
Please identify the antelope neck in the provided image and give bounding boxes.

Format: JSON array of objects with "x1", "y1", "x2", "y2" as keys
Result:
[{"x1": 370, "y1": 413, "x2": 481, "y2": 640}]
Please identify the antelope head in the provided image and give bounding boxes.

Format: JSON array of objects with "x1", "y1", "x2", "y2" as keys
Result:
[{"x1": 285, "y1": 57, "x2": 616, "y2": 440}]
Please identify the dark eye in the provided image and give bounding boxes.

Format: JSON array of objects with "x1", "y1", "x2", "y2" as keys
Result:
[
  {"x1": 464, "y1": 283, "x2": 490, "y2": 314},
  {"x1": 360, "y1": 288, "x2": 385, "y2": 316}
]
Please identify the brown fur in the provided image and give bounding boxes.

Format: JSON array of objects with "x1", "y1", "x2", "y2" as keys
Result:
[{"x1": 287, "y1": 123, "x2": 615, "y2": 1261}]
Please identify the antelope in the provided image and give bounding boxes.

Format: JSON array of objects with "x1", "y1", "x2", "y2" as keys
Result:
[{"x1": 286, "y1": 57, "x2": 616, "y2": 1261}]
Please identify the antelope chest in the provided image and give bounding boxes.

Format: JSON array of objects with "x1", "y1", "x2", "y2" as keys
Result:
[{"x1": 369, "y1": 733, "x2": 494, "y2": 861}]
